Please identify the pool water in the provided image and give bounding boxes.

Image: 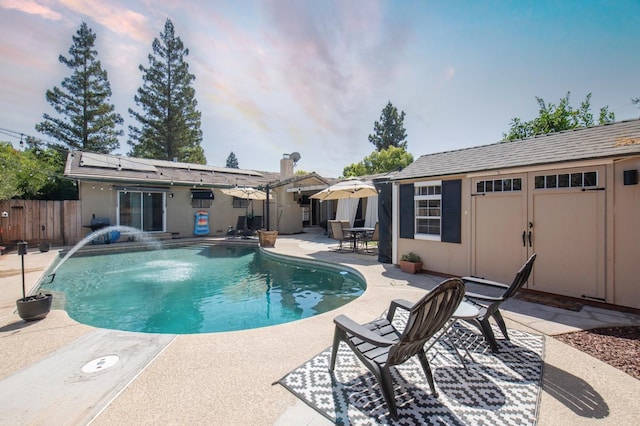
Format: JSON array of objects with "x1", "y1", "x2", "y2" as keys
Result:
[{"x1": 39, "y1": 245, "x2": 365, "y2": 334}]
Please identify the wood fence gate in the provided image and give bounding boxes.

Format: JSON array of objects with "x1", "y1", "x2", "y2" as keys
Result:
[{"x1": 0, "y1": 200, "x2": 82, "y2": 249}]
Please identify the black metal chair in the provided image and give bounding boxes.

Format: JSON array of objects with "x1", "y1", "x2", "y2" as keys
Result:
[
  {"x1": 362, "y1": 221, "x2": 379, "y2": 253},
  {"x1": 226, "y1": 215, "x2": 247, "y2": 238},
  {"x1": 330, "y1": 278, "x2": 465, "y2": 420},
  {"x1": 462, "y1": 253, "x2": 537, "y2": 352}
]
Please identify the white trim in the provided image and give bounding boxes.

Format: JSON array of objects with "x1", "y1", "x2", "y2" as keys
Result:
[{"x1": 415, "y1": 234, "x2": 441, "y2": 241}]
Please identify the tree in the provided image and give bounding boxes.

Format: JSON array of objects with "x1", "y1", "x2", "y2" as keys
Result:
[
  {"x1": 503, "y1": 92, "x2": 615, "y2": 141},
  {"x1": 226, "y1": 151, "x2": 239, "y2": 168},
  {"x1": 368, "y1": 101, "x2": 408, "y2": 151},
  {"x1": 128, "y1": 19, "x2": 205, "y2": 164},
  {"x1": 342, "y1": 146, "x2": 413, "y2": 177},
  {"x1": 0, "y1": 141, "x2": 76, "y2": 200},
  {"x1": 35, "y1": 22, "x2": 122, "y2": 153}
]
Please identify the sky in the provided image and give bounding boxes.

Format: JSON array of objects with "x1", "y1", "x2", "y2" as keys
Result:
[{"x1": 1, "y1": 0, "x2": 639, "y2": 178}]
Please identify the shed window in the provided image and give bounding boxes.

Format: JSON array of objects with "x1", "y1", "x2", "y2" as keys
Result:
[
  {"x1": 535, "y1": 171, "x2": 598, "y2": 189},
  {"x1": 400, "y1": 179, "x2": 461, "y2": 243}
]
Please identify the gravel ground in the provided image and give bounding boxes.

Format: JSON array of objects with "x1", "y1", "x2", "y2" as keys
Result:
[{"x1": 554, "y1": 326, "x2": 640, "y2": 380}]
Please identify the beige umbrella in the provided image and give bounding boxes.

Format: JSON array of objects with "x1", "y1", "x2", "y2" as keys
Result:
[
  {"x1": 220, "y1": 187, "x2": 267, "y2": 200},
  {"x1": 310, "y1": 179, "x2": 377, "y2": 201}
]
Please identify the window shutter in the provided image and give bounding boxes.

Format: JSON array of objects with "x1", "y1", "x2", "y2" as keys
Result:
[
  {"x1": 442, "y1": 180, "x2": 461, "y2": 243},
  {"x1": 399, "y1": 183, "x2": 414, "y2": 239}
]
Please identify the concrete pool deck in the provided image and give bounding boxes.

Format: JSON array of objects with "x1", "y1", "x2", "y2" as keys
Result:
[{"x1": 1, "y1": 231, "x2": 639, "y2": 425}]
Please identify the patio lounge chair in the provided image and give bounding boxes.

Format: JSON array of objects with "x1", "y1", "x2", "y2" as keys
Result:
[
  {"x1": 330, "y1": 278, "x2": 465, "y2": 420},
  {"x1": 250, "y1": 215, "x2": 263, "y2": 234},
  {"x1": 328, "y1": 220, "x2": 351, "y2": 252},
  {"x1": 461, "y1": 253, "x2": 537, "y2": 352},
  {"x1": 226, "y1": 215, "x2": 247, "y2": 238}
]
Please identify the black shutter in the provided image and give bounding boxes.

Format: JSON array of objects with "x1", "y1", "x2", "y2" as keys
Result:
[
  {"x1": 399, "y1": 183, "x2": 414, "y2": 239},
  {"x1": 442, "y1": 180, "x2": 461, "y2": 243}
]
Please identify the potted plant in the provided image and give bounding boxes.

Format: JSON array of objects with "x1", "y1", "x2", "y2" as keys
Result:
[
  {"x1": 399, "y1": 252, "x2": 423, "y2": 274},
  {"x1": 15, "y1": 242, "x2": 53, "y2": 321},
  {"x1": 258, "y1": 230, "x2": 278, "y2": 248}
]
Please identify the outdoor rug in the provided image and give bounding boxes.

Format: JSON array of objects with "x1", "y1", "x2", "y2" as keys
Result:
[{"x1": 278, "y1": 311, "x2": 544, "y2": 425}]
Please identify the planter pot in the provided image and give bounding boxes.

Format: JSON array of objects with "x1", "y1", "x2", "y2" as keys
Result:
[
  {"x1": 258, "y1": 230, "x2": 278, "y2": 248},
  {"x1": 400, "y1": 260, "x2": 423, "y2": 274},
  {"x1": 39, "y1": 243, "x2": 51, "y2": 253},
  {"x1": 16, "y1": 293, "x2": 53, "y2": 321}
]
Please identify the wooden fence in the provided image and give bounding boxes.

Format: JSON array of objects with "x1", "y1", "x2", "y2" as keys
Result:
[{"x1": 0, "y1": 200, "x2": 82, "y2": 249}]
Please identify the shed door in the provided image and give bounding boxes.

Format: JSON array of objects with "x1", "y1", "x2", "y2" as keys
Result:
[
  {"x1": 528, "y1": 167, "x2": 606, "y2": 300},
  {"x1": 471, "y1": 167, "x2": 606, "y2": 301},
  {"x1": 472, "y1": 174, "x2": 529, "y2": 284}
]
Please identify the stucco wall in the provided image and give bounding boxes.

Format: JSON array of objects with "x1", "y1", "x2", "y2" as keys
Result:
[{"x1": 78, "y1": 183, "x2": 266, "y2": 238}]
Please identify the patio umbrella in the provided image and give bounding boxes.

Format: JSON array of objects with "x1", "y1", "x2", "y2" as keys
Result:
[
  {"x1": 220, "y1": 187, "x2": 267, "y2": 200},
  {"x1": 309, "y1": 179, "x2": 377, "y2": 201}
]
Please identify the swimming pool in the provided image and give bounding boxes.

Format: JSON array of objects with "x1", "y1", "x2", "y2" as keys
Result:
[{"x1": 39, "y1": 245, "x2": 366, "y2": 334}]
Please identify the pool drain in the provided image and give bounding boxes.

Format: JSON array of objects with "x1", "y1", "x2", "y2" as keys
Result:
[{"x1": 82, "y1": 355, "x2": 119, "y2": 373}]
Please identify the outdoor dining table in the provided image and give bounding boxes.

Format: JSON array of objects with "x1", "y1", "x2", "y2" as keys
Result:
[{"x1": 343, "y1": 227, "x2": 374, "y2": 253}]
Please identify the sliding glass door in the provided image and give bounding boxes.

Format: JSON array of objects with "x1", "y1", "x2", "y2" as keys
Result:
[{"x1": 118, "y1": 191, "x2": 165, "y2": 232}]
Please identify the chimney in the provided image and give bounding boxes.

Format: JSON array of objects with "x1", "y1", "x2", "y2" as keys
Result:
[{"x1": 280, "y1": 155, "x2": 294, "y2": 181}]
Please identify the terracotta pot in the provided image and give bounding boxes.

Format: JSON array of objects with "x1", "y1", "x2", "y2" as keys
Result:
[
  {"x1": 399, "y1": 260, "x2": 423, "y2": 274},
  {"x1": 258, "y1": 230, "x2": 278, "y2": 248}
]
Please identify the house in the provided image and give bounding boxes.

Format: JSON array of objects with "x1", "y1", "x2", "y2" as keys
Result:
[
  {"x1": 391, "y1": 119, "x2": 640, "y2": 309},
  {"x1": 64, "y1": 152, "x2": 332, "y2": 239}
]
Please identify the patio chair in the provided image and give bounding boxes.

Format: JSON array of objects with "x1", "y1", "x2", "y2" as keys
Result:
[
  {"x1": 226, "y1": 215, "x2": 247, "y2": 238},
  {"x1": 330, "y1": 278, "x2": 465, "y2": 420},
  {"x1": 251, "y1": 215, "x2": 263, "y2": 232},
  {"x1": 461, "y1": 253, "x2": 537, "y2": 352},
  {"x1": 362, "y1": 221, "x2": 379, "y2": 253},
  {"x1": 329, "y1": 220, "x2": 351, "y2": 252}
]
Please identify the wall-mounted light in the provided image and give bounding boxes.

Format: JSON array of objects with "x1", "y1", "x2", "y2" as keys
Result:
[
  {"x1": 623, "y1": 169, "x2": 638, "y2": 185},
  {"x1": 1, "y1": 211, "x2": 8, "y2": 218},
  {"x1": 169, "y1": 193, "x2": 174, "y2": 198}
]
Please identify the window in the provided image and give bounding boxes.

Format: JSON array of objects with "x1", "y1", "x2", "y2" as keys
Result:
[
  {"x1": 232, "y1": 197, "x2": 249, "y2": 209},
  {"x1": 400, "y1": 180, "x2": 461, "y2": 243},
  {"x1": 191, "y1": 190, "x2": 213, "y2": 208},
  {"x1": 414, "y1": 181, "x2": 441, "y2": 239},
  {"x1": 118, "y1": 191, "x2": 165, "y2": 232},
  {"x1": 476, "y1": 178, "x2": 522, "y2": 194},
  {"x1": 192, "y1": 199, "x2": 212, "y2": 208},
  {"x1": 534, "y1": 171, "x2": 598, "y2": 189}
]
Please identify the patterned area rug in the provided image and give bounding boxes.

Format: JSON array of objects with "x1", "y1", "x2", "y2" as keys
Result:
[{"x1": 278, "y1": 312, "x2": 544, "y2": 425}]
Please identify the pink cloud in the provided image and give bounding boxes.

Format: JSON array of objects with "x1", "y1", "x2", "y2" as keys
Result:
[
  {"x1": 59, "y1": 0, "x2": 151, "y2": 43},
  {"x1": 0, "y1": 0, "x2": 63, "y2": 20}
]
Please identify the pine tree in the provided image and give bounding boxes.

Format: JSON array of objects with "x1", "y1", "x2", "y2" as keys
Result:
[
  {"x1": 368, "y1": 101, "x2": 408, "y2": 151},
  {"x1": 35, "y1": 22, "x2": 123, "y2": 153},
  {"x1": 128, "y1": 19, "x2": 205, "y2": 164},
  {"x1": 226, "y1": 151, "x2": 239, "y2": 168}
]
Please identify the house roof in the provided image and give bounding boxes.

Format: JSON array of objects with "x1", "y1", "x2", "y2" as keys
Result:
[
  {"x1": 64, "y1": 152, "x2": 280, "y2": 188},
  {"x1": 393, "y1": 119, "x2": 640, "y2": 181}
]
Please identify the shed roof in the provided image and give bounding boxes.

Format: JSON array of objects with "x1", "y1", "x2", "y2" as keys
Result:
[{"x1": 393, "y1": 119, "x2": 640, "y2": 180}]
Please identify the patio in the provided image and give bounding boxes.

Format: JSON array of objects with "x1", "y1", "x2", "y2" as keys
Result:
[{"x1": 1, "y1": 230, "x2": 639, "y2": 424}]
